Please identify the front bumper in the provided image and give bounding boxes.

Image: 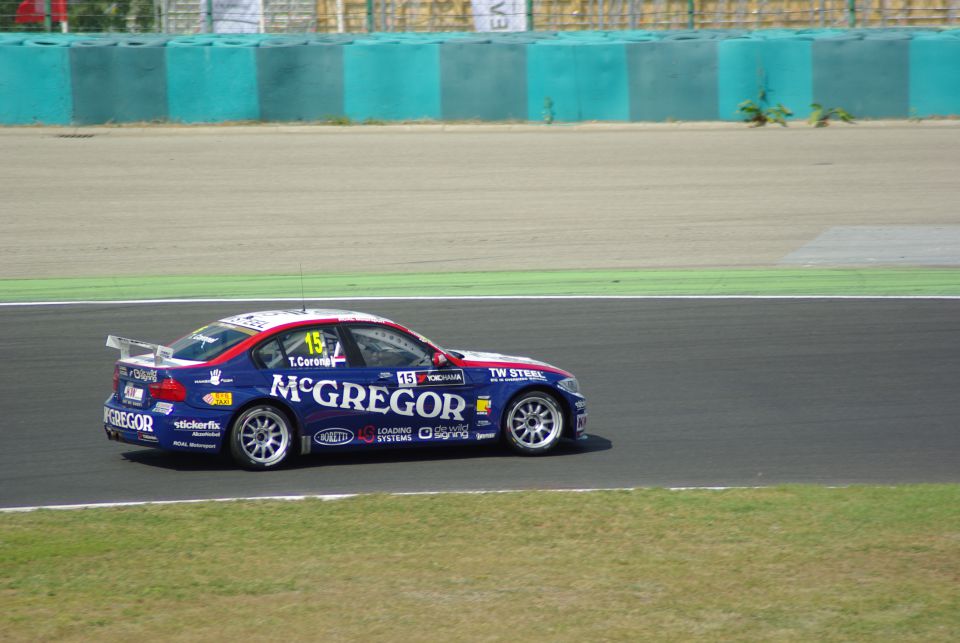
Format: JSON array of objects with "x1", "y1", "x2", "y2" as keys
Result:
[{"x1": 103, "y1": 396, "x2": 231, "y2": 454}]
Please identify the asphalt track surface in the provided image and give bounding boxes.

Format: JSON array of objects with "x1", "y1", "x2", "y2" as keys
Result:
[{"x1": 2, "y1": 298, "x2": 959, "y2": 509}]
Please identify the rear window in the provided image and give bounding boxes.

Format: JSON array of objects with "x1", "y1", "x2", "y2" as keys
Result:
[{"x1": 169, "y1": 323, "x2": 256, "y2": 362}]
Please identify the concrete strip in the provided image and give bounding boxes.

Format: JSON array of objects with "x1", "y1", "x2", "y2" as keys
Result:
[{"x1": 782, "y1": 226, "x2": 960, "y2": 265}]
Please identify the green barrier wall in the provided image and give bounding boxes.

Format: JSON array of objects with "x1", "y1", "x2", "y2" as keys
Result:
[
  {"x1": 717, "y1": 34, "x2": 813, "y2": 120},
  {"x1": 527, "y1": 40, "x2": 628, "y2": 122},
  {"x1": 70, "y1": 38, "x2": 168, "y2": 124},
  {"x1": 440, "y1": 41, "x2": 527, "y2": 120},
  {"x1": 343, "y1": 41, "x2": 441, "y2": 120},
  {"x1": 257, "y1": 39, "x2": 345, "y2": 121},
  {"x1": 627, "y1": 38, "x2": 720, "y2": 121},
  {"x1": 1, "y1": 30, "x2": 960, "y2": 125},
  {"x1": 812, "y1": 33, "x2": 910, "y2": 118},
  {"x1": 167, "y1": 38, "x2": 260, "y2": 123},
  {"x1": 909, "y1": 34, "x2": 960, "y2": 116},
  {"x1": 0, "y1": 38, "x2": 73, "y2": 125}
]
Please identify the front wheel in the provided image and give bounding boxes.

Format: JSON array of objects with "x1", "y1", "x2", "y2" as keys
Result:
[
  {"x1": 229, "y1": 405, "x2": 294, "y2": 470},
  {"x1": 503, "y1": 392, "x2": 564, "y2": 455}
]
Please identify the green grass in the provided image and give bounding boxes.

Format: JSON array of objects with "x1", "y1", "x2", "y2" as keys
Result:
[
  {"x1": 3, "y1": 268, "x2": 960, "y2": 302},
  {"x1": 2, "y1": 486, "x2": 959, "y2": 641}
]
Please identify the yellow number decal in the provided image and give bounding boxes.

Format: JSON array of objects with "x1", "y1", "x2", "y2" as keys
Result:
[{"x1": 305, "y1": 330, "x2": 324, "y2": 355}]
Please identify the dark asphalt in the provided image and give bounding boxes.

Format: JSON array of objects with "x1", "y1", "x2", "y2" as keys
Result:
[{"x1": 1, "y1": 299, "x2": 958, "y2": 508}]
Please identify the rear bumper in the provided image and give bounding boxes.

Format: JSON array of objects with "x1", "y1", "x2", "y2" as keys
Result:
[{"x1": 102, "y1": 395, "x2": 232, "y2": 454}]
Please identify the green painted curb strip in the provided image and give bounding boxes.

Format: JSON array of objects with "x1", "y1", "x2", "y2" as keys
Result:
[{"x1": 2, "y1": 269, "x2": 960, "y2": 302}]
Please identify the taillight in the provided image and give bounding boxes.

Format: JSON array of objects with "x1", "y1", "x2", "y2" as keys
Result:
[
  {"x1": 149, "y1": 378, "x2": 187, "y2": 402},
  {"x1": 113, "y1": 366, "x2": 119, "y2": 393}
]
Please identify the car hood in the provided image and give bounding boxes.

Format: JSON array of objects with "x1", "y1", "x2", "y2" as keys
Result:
[{"x1": 450, "y1": 349, "x2": 571, "y2": 377}]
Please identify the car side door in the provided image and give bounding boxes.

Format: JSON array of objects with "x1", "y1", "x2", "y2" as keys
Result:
[
  {"x1": 340, "y1": 322, "x2": 478, "y2": 444},
  {"x1": 254, "y1": 324, "x2": 374, "y2": 448}
]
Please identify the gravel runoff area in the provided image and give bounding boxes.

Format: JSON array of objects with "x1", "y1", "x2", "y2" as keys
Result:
[{"x1": 1, "y1": 122, "x2": 959, "y2": 280}]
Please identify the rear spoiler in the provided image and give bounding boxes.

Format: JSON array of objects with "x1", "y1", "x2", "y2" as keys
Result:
[{"x1": 105, "y1": 335, "x2": 174, "y2": 366}]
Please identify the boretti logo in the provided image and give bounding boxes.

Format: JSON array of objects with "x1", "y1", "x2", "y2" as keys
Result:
[{"x1": 314, "y1": 428, "x2": 354, "y2": 446}]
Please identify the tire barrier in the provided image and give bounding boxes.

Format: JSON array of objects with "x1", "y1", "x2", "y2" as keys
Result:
[{"x1": 0, "y1": 29, "x2": 958, "y2": 124}]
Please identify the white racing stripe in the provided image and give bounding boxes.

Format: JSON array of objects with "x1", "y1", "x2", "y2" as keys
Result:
[
  {"x1": 0, "y1": 486, "x2": 780, "y2": 513},
  {"x1": 3, "y1": 295, "x2": 960, "y2": 307}
]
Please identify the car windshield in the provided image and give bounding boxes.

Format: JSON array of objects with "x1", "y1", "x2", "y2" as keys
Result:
[{"x1": 169, "y1": 323, "x2": 256, "y2": 362}]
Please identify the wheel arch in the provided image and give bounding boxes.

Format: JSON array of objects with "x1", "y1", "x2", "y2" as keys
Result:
[
  {"x1": 502, "y1": 384, "x2": 575, "y2": 440},
  {"x1": 223, "y1": 397, "x2": 303, "y2": 455}
]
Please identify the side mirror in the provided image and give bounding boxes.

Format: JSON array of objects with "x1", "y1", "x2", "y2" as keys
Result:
[{"x1": 432, "y1": 351, "x2": 449, "y2": 368}]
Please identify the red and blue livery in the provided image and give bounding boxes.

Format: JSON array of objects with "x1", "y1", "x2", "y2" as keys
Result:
[{"x1": 103, "y1": 309, "x2": 587, "y2": 469}]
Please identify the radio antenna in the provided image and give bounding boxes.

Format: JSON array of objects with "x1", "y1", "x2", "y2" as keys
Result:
[{"x1": 299, "y1": 263, "x2": 306, "y2": 312}]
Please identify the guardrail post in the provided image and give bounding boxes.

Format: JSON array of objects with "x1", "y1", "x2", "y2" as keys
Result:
[
  {"x1": 848, "y1": 0, "x2": 856, "y2": 27},
  {"x1": 687, "y1": 0, "x2": 695, "y2": 29},
  {"x1": 526, "y1": 0, "x2": 534, "y2": 31},
  {"x1": 366, "y1": 0, "x2": 375, "y2": 31},
  {"x1": 43, "y1": 0, "x2": 51, "y2": 31},
  {"x1": 205, "y1": 0, "x2": 214, "y2": 32}
]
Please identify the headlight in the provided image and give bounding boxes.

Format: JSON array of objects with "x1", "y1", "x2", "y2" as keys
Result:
[{"x1": 557, "y1": 377, "x2": 580, "y2": 395}]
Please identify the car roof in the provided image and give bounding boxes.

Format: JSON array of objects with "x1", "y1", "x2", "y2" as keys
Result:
[{"x1": 218, "y1": 309, "x2": 392, "y2": 333}]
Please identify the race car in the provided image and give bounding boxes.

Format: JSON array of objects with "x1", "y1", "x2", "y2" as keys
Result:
[{"x1": 103, "y1": 309, "x2": 587, "y2": 470}]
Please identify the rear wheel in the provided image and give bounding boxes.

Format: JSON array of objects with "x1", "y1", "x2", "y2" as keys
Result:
[
  {"x1": 229, "y1": 405, "x2": 293, "y2": 470},
  {"x1": 503, "y1": 392, "x2": 564, "y2": 455}
]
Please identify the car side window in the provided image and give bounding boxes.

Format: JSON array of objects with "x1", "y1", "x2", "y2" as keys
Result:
[
  {"x1": 347, "y1": 324, "x2": 432, "y2": 368},
  {"x1": 254, "y1": 338, "x2": 286, "y2": 369},
  {"x1": 253, "y1": 326, "x2": 346, "y2": 370}
]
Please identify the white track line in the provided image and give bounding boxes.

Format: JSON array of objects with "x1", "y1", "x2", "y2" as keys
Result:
[
  {"x1": 0, "y1": 487, "x2": 764, "y2": 513},
  {"x1": 3, "y1": 295, "x2": 960, "y2": 307}
]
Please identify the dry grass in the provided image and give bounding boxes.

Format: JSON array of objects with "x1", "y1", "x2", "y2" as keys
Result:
[{"x1": 2, "y1": 486, "x2": 959, "y2": 641}]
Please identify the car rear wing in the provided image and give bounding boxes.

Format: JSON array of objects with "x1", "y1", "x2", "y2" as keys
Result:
[{"x1": 106, "y1": 335, "x2": 175, "y2": 366}]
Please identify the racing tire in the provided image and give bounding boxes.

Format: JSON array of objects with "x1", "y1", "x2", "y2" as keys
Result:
[
  {"x1": 229, "y1": 405, "x2": 294, "y2": 470},
  {"x1": 503, "y1": 391, "x2": 564, "y2": 455}
]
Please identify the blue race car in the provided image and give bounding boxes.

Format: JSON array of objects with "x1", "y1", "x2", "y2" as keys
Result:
[{"x1": 104, "y1": 309, "x2": 587, "y2": 470}]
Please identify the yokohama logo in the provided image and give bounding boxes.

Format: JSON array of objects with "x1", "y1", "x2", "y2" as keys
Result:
[{"x1": 397, "y1": 369, "x2": 465, "y2": 387}]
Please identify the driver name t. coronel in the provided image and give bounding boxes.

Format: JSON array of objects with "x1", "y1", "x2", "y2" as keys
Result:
[{"x1": 269, "y1": 375, "x2": 466, "y2": 421}]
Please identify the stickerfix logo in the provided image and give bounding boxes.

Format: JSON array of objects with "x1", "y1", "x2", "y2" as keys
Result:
[
  {"x1": 202, "y1": 392, "x2": 232, "y2": 406},
  {"x1": 476, "y1": 397, "x2": 491, "y2": 415},
  {"x1": 488, "y1": 368, "x2": 548, "y2": 383},
  {"x1": 104, "y1": 407, "x2": 154, "y2": 432},
  {"x1": 314, "y1": 428, "x2": 353, "y2": 446},
  {"x1": 269, "y1": 376, "x2": 466, "y2": 421},
  {"x1": 173, "y1": 420, "x2": 221, "y2": 432},
  {"x1": 417, "y1": 424, "x2": 470, "y2": 441},
  {"x1": 129, "y1": 368, "x2": 158, "y2": 383},
  {"x1": 397, "y1": 369, "x2": 465, "y2": 387}
]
